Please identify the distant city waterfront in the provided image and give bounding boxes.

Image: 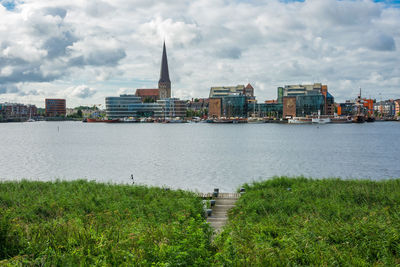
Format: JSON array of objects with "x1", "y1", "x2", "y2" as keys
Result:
[{"x1": 0, "y1": 121, "x2": 399, "y2": 192}]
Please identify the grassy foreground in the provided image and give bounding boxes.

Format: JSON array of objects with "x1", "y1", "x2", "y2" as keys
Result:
[
  {"x1": 0, "y1": 180, "x2": 213, "y2": 266},
  {"x1": 214, "y1": 178, "x2": 400, "y2": 266},
  {"x1": 1, "y1": 178, "x2": 400, "y2": 266}
]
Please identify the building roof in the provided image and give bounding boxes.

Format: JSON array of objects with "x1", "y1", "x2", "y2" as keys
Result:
[
  {"x1": 245, "y1": 83, "x2": 254, "y2": 89},
  {"x1": 135, "y1": 89, "x2": 159, "y2": 96},
  {"x1": 159, "y1": 42, "x2": 170, "y2": 83}
]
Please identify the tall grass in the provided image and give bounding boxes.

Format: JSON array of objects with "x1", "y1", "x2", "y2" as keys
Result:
[
  {"x1": 214, "y1": 177, "x2": 400, "y2": 266},
  {"x1": 0, "y1": 180, "x2": 213, "y2": 266},
  {"x1": 2, "y1": 178, "x2": 400, "y2": 265}
]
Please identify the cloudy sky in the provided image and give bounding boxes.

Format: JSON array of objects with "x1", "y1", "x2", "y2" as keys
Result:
[{"x1": 0, "y1": 0, "x2": 399, "y2": 107}]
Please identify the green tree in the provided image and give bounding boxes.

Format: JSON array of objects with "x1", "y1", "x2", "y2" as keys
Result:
[
  {"x1": 143, "y1": 97, "x2": 155, "y2": 103},
  {"x1": 77, "y1": 109, "x2": 83, "y2": 118}
]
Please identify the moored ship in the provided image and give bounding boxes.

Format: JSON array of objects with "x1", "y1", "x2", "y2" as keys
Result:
[
  {"x1": 85, "y1": 118, "x2": 120, "y2": 123},
  {"x1": 288, "y1": 117, "x2": 312, "y2": 124}
]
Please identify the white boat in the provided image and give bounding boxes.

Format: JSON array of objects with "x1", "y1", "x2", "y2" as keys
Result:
[
  {"x1": 27, "y1": 110, "x2": 35, "y2": 122},
  {"x1": 122, "y1": 117, "x2": 139, "y2": 123},
  {"x1": 312, "y1": 117, "x2": 331, "y2": 124},
  {"x1": 247, "y1": 117, "x2": 264, "y2": 123},
  {"x1": 311, "y1": 110, "x2": 331, "y2": 124},
  {"x1": 288, "y1": 117, "x2": 312, "y2": 124}
]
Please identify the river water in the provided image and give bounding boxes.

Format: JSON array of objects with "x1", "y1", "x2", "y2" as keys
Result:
[{"x1": 0, "y1": 121, "x2": 399, "y2": 192}]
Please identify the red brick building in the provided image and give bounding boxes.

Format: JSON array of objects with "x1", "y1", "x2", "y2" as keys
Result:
[
  {"x1": 45, "y1": 99, "x2": 66, "y2": 117},
  {"x1": 135, "y1": 89, "x2": 159, "y2": 102},
  {"x1": 283, "y1": 96, "x2": 296, "y2": 118},
  {"x1": 208, "y1": 98, "x2": 222, "y2": 118}
]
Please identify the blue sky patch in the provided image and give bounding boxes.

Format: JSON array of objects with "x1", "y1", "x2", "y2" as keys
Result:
[{"x1": 1, "y1": 0, "x2": 16, "y2": 11}]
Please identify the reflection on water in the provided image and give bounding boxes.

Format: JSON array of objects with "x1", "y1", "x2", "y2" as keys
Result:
[{"x1": 0, "y1": 121, "x2": 399, "y2": 192}]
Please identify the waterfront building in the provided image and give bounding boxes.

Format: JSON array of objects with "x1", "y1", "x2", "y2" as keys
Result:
[
  {"x1": 395, "y1": 100, "x2": 400, "y2": 118},
  {"x1": 283, "y1": 96, "x2": 297, "y2": 118},
  {"x1": 45, "y1": 99, "x2": 66, "y2": 117},
  {"x1": 278, "y1": 83, "x2": 334, "y2": 117},
  {"x1": 363, "y1": 99, "x2": 374, "y2": 116},
  {"x1": 208, "y1": 98, "x2": 222, "y2": 118},
  {"x1": 106, "y1": 95, "x2": 161, "y2": 119},
  {"x1": 187, "y1": 98, "x2": 209, "y2": 111},
  {"x1": 374, "y1": 100, "x2": 396, "y2": 117},
  {"x1": 337, "y1": 101, "x2": 355, "y2": 116},
  {"x1": 208, "y1": 95, "x2": 248, "y2": 118},
  {"x1": 222, "y1": 95, "x2": 248, "y2": 118},
  {"x1": 0, "y1": 103, "x2": 37, "y2": 121},
  {"x1": 158, "y1": 42, "x2": 171, "y2": 99},
  {"x1": 155, "y1": 98, "x2": 187, "y2": 118},
  {"x1": 209, "y1": 83, "x2": 254, "y2": 98},
  {"x1": 248, "y1": 102, "x2": 283, "y2": 118}
]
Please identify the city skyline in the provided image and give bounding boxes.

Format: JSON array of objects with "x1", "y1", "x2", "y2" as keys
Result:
[{"x1": 0, "y1": 0, "x2": 400, "y2": 107}]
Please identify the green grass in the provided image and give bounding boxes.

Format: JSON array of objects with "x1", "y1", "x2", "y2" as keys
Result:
[
  {"x1": 213, "y1": 177, "x2": 400, "y2": 266},
  {"x1": 0, "y1": 180, "x2": 213, "y2": 266},
  {"x1": 2, "y1": 178, "x2": 400, "y2": 266}
]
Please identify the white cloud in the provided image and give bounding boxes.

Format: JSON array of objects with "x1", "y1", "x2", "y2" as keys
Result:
[
  {"x1": 0, "y1": 0, "x2": 399, "y2": 107},
  {"x1": 67, "y1": 85, "x2": 97, "y2": 99},
  {"x1": 0, "y1": 66, "x2": 13, "y2": 77}
]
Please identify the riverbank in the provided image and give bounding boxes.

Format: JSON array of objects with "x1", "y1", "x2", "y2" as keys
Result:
[{"x1": 1, "y1": 178, "x2": 400, "y2": 265}]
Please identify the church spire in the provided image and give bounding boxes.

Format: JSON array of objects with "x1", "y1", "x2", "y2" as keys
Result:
[
  {"x1": 159, "y1": 41, "x2": 170, "y2": 83},
  {"x1": 158, "y1": 41, "x2": 171, "y2": 99}
]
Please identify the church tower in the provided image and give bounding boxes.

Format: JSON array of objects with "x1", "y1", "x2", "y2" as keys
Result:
[{"x1": 158, "y1": 42, "x2": 171, "y2": 99}]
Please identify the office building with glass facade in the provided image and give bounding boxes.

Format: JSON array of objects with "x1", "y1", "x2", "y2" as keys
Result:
[
  {"x1": 278, "y1": 83, "x2": 335, "y2": 117},
  {"x1": 155, "y1": 98, "x2": 187, "y2": 118},
  {"x1": 106, "y1": 95, "x2": 188, "y2": 119},
  {"x1": 105, "y1": 95, "x2": 161, "y2": 119},
  {"x1": 221, "y1": 95, "x2": 248, "y2": 118}
]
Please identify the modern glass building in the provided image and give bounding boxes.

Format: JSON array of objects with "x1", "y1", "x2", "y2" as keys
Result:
[
  {"x1": 155, "y1": 98, "x2": 187, "y2": 118},
  {"x1": 105, "y1": 95, "x2": 161, "y2": 119},
  {"x1": 255, "y1": 103, "x2": 283, "y2": 117},
  {"x1": 296, "y1": 95, "x2": 325, "y2": 116},
  {"x1": 221, "y1": 95, "x2": 247, "y2": 118}
]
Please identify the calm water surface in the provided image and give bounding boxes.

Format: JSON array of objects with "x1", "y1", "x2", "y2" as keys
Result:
[{"x1": 0, "y1": 121, "x2": 399, "y2": 192}]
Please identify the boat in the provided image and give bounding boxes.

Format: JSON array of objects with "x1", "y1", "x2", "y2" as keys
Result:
[
  {"x1": 247, "y1": 117, "x2": 264, "y2": 124},
  {"x1": 352, "y1": 88, "x2": 366, "y2": 123},
  {"x1": 331, "y1": 116, "x2": 352, "y2": 123},
  {"x1": 27, "y1": 110, "x2": 35, "y2": 122},
  {"x1": 312, "y1": 117, "x2": 331, "y2": 124},
  {"x1": 366, "y1": 116, "x2": 375, "y2": 122},
  {"x1": 167, "y1": 117, "x2": 187, "y2": 123},
  {"x1": 140, "y1": 118, "x2": 154, "y2": 123},
  {"x1": 288, "y1": 117, "x2": 312, "y2": 124},
  {"x1": 353, "y1": 115, "x2": 365, "y2": 123},
  {"x1": 311, "y1": 110, "x2": 331, "y2": 124},
  {"x1": 122, "y1": 117, "x2": 140, "y2": 123},
  {"x1": 86, "y1": 118, "x2": 120, "y2": 123}
]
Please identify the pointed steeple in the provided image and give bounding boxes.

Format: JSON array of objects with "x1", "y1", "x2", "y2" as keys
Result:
[
  {"x1": 159, "y1": 41, "x2": 170, "y2": 83},
  {"x1": 158, "y1": 41, "x2": 171, "y2": 99}
]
